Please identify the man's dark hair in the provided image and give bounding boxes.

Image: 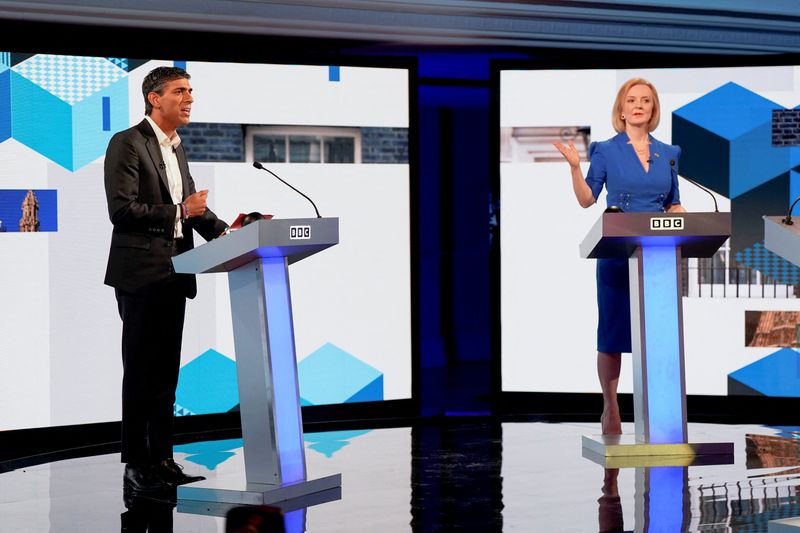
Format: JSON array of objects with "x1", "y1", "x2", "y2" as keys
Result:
[{"x1": 142, "y1": 66, "x2": 190, "y2": 116}]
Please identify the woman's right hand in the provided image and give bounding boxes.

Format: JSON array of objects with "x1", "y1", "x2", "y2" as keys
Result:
[{"x1": 553, "y1": 140, "x2": 581, "y2": 168}]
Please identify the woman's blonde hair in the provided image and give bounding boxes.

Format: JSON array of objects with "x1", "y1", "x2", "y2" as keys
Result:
[{"x1": 612, "y1": 78, "x2": 661, "y2": 133}]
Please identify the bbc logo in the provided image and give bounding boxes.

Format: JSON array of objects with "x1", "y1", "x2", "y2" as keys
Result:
[
  {"x1": 289, "y1": 225, "x2": 312, "y2": 240},
  {"x1": 650, "y1": 217, "x2": 684, "y2": 231}
]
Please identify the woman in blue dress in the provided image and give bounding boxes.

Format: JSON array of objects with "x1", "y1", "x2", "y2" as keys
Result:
[{"x1": 554, "y1": 78, "x2": 685, "y2": 435}]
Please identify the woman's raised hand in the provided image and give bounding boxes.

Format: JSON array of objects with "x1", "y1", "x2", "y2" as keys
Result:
[{"x1": 553, "y1": 140, "x2": 581, "y2": 168}]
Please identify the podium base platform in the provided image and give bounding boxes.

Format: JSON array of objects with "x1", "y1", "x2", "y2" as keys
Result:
[
  {"x1": 769, "y1": 517, "x2": 800, "y2": 532},
  {"x1": 178, "y1": 486, "x2": 341, "y2": 517},
  {"x1": 177, "y1": 473, "x2": 342, "y2": 506},
  {"x1": 582, "y1": 434, "x2": 733, "y2": 467}
]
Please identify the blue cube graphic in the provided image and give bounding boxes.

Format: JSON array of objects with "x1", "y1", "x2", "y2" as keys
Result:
[
  {"x1": 298, "y1": 343, "x2": 383, "y2": 406},
  {"x1": 729, "y1": 348, "x2": 800, "y2": 397},
  {"x1": 673, "y1": 82, "x2": 790, "y2": 199},
  {"x1": 304, "y1": 429, "x2": 371, "y2": 458},
  {"x1": 11, "y1": 55, "x2": 128, "y2": 171},
  {"x1": 175, "y1": 349, "x2": 239, "y2": 416},
  {"x1": 174, "y1": 438, "x2": 243, "y2": 470},
  {"x1": 0, "y1": 59, "x2": 9, "y2": 143}
]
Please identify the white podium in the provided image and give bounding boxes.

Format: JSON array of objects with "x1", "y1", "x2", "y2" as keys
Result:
[
  {"x1": 172, "y1": 218, "x2": 341, "y2": 504},
  {"x1": 580, "y1": 212, "x2": 734, "y2": 460}
]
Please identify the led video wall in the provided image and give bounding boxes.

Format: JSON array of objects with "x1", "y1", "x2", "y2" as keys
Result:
[
  {"x1": 0, "y1": 53, "x2": 412, "y2": 431},
  {"x1": 501, "y1": 65, "x2": 800, "y2": 397}
]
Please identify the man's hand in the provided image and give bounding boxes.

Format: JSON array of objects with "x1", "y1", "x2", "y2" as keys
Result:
[{"x1": 184, "y1": 189, "x2": 208, "y2": 218}]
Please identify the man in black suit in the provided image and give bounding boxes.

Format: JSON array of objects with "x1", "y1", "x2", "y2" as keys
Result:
[{"x1": 104, "y1": 66, "x2": 228, "y2": 492}]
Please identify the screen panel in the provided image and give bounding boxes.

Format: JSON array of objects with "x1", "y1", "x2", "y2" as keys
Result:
[
  {"x1": 0, "y1": 54, "x2": 412, "y2": 430},
  {"x1": 500, "y1": 65, "x2": 800, "y2": 397}
]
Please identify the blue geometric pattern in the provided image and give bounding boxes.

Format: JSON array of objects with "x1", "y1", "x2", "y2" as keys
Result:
[
  {"x1": 673, "y1": 82, "x2": 800, "y2": 286},
  {"x1": 673, "y1": 82, "x2": 793, "y2": 200},
  {"x1": 174, "y1": 349, "x2": 239, "y2": 416},
  {"x1": 765, "y1": 426, "x2": 800, "y2": 439},
  {"x1": 729, "y1": 348, "x2": 800, "y2": 397},
  {"x1": 735, "y1": 242, "x2": 800, "y2": 285},
  {"x1": 9, "y1": 53, "x2": 129, "y2": 171},
  {"x1": 106, "y1": 57, "x2": 128, "y2": 71},
  {"x1": 304, "y1": 429, "x2": 371, "y2": 458},
  {"x1": 174, "y1": 438, "x2": 243, "y2": 470},
  {"x1": 0, "y1": 59, "x2": 8, "y2": 143},
  {"x1": 298, "y1": 343, "x2": 383, "y2": 406},
  {"x1": 0, "y1": 52, "x2": 9, "y2": 68},
  {"x1": 12, "y1": 55, "x2": 126, "y2": 105},
  {"x1": 172, "y1": 430, "x2": 374, "y2": 468}
]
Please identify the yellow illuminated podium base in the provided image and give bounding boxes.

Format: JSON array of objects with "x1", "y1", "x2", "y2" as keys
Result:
[{"x1": 582, "y1": 434, "x2": 733, "y2": 468}]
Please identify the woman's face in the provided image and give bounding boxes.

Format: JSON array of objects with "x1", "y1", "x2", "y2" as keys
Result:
[{"x1": 622, "y1": 84, "x2": 654, "y2": 129}]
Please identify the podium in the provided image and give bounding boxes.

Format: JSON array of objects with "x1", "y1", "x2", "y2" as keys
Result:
[
  {"x1": 764, "y1": 215, "x2": 800, "y2": 267},
  {"x1": 171, "y1": 217, "x2": 342, "y2": 504},
  {"x1": 580, "y1": 212, "x2": 734, "y2": 460}
]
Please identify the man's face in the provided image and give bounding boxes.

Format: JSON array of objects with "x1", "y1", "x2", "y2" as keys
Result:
[{"x1": 149, "y1": 78, "x2": 193, "y2": 133}]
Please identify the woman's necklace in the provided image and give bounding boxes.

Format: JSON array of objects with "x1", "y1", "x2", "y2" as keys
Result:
[{"x1": 630, "y1": 138, "x2": 650, "y2": 160}]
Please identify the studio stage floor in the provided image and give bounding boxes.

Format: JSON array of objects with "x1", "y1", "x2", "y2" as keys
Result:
[{"x1": 2, "y1": 419, "x2": 800, "y2": 532}]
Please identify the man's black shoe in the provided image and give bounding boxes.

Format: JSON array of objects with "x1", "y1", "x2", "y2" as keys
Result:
[
  {"x1": 124, "y1": 464, "x2": 171, "y2": 492},
  {"x1": 156, "y1": 458, "x2": 206, "y2": 486}
]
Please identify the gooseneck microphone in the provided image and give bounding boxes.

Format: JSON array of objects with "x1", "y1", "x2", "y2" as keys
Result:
[
  {"x1": 252, "y1": 161, "x2": 321, "y2": 218},
  {"x1": 671, "y1": 159, "x2": 718, "y2": 212},
  {"x1": 782, "y1": 196, "x2": 800, "y2": 225}
]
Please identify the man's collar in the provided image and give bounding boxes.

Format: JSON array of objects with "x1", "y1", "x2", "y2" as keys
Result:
[{"x1": 144, "y1": 115, "x2": 181, "y2": 149}]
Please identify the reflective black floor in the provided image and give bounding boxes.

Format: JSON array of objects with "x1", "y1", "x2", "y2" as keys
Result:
[{"x1": 2, "y1": 420, "x2": 800, "y2": 532}]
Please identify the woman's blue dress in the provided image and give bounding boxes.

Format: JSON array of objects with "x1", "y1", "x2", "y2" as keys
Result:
[{"x1": 585, "y1": 132, "x2": 682, "y2": 353}]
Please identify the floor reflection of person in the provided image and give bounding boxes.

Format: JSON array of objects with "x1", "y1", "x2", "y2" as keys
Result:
[
  {"x1": 554, "y1": 78, "x2": 685, "y2": 435},
  {"x1": 121, "y1": 488, "x2": 176, "y2": 533},
  {"x1": 598, "y1": 468, "x2": 625, "y2": 533}
]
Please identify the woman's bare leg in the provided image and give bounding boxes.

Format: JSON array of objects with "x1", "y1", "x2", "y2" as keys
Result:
[{"x1": 597, "y1": 351, "x2": 622, "y2": 435}]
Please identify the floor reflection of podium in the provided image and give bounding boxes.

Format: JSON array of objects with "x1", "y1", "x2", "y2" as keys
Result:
[
  {"x1": 762, "y1": 215, "x2": 800, "y2": 532},
  {"x1": 178, "y1": 487, "x2": 342, "y2": 533},
  {"x1": 580, "y1": 212, "x2": 734, "y2": 460},
  {"x1": 593, "y1": 456, "x2": 730, "y2": 533},
  {"x1": 172, "y1": 218, "x2": 342, "y2": 507}
]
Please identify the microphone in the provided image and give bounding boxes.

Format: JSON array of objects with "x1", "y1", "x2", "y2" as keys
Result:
[
  {"x1": 671, "y1": 159, "x2": 718, "y2": 212},
  {"x1": 158, "y1": 161, "x2": 166, "y2": 170},
  {"x1": 252, "y1": 161, "x2": 321, "y2": 218},
  {"x1": 782, "y1": 196, "x2": 800, "y2": 225}
]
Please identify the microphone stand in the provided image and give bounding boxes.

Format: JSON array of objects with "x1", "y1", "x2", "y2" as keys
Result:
[
  {"x1": 670, "y1": 159, "x2": 718, "y2": 212},
  {"x1": 252, "y1": 162, "x2": 321, "y2": 218},
  {"x1": 783, "y1": 196, "x2": 800, "y2": 225}
]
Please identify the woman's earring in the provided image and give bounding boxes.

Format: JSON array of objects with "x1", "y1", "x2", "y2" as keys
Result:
[{"x1": 621, "y1": 115, "x2": 626, "y2": 120}]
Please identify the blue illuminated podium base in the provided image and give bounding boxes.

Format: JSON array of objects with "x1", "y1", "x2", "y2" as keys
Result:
[{"x1": 177, "y1": 473, "x2": 342, "y2": 506}]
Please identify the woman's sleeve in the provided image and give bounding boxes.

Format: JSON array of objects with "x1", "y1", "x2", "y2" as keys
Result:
[
  {"x1": 585, "y1": 141, "x2": 606, "y2": 200},
  {"x1": 664, "y1": 145, "x2": 682, "y2": 206}
]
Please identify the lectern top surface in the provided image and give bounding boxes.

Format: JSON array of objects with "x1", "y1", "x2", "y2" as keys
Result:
[
  {"x1": 764, "y1": 215, "x2": 800, "y2": 268},
  {"x1": 580, "y1": 212, "x2": 731, "y2": 259},
  {"x1": 172, "y1": 217, "x2": 339, "y2": 274},
  {"x1": 764, "y1": 215, "x2": 800, "y2": 236}
]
